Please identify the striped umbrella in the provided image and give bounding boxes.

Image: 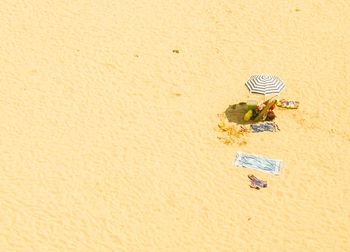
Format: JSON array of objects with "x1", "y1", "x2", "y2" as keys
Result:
[{"x1": 245, "y1": 75, "x2": 286, "y2": 95}]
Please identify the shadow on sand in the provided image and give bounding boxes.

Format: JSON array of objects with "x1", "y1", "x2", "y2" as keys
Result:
[{"x1": 224, "y1": 102, "x2": 258, "y2": 125}]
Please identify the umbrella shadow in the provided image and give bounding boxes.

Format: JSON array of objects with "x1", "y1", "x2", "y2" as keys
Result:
[{"x1": 224, "y1": 102, "x2": 258, "y2": 125}]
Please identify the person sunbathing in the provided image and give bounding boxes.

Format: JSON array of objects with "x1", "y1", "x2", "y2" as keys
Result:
[
  {"x1": 244, "y1": 98, "x2": 277, "y2": 122},
  {"x1": 248, "y1": 174, "x2": 267, "y2": 189},
  {"x1": 253, "y1": 99, "x2": 277, "y2": 122}
]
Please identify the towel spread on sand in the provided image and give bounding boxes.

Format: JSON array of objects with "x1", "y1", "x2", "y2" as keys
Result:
[
  {"x1": 277, "y1": 99, "x2": 299, "y2": 109},
  {"x1": 234, "y1": 152, "x2": 282, "y2": 175},
  {"x1": 250, "y1": 122, "x2": 280, "y2": 133}
]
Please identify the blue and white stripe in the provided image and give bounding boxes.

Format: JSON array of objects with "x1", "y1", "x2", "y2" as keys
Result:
[{"x1": 245, "y1": 75, "x2": 285, "y2": 95}]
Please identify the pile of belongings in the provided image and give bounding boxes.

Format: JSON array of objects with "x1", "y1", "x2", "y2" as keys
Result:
[{"x1": 243, "y1": 98, "x2": 277, "y2": 122}]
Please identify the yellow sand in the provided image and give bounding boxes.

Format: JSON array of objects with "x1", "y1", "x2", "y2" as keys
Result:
[{"x1": 1, "y1": 1, "x2": 349, "y2": 251}]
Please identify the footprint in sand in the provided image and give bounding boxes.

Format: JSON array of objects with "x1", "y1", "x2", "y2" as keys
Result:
[{"x1": 292, "y1": 113, "x2": 317, "y2": 129}]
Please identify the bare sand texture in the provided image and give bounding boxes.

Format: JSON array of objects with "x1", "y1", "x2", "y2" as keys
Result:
[{"x1": 1, "y1": 0, "x2": 350, "y2": 251}]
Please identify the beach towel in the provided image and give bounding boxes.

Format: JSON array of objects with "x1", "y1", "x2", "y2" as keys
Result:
[
  {"x1": 234, "y1": 152, "x2": 282, "y2": 175},
  {"x1": 277, "y1": 99, "x2": 299, "y2": 109},
  {"x1": 250, "y1": 122, "x2": 280, "y2": 133}
]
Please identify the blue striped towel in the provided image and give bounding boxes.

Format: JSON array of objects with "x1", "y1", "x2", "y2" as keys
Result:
[
  {"x1": 234, "y1": 152, "x2": 282, "y2": 175},
  {"x1": 250, "y1": 122, "x2": 280, "y2": 133}
]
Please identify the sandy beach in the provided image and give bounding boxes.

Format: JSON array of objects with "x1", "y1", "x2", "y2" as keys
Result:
[{"x1": 1, "y1": 1, "x2": 349, "y2": 251}]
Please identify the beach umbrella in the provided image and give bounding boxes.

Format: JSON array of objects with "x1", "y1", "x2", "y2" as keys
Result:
[{"x1": 245, "y1": 75, "x2": 285, "y2": 96}]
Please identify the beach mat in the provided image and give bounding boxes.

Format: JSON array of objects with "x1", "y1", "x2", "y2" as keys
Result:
[
  {"x1": 250, "y1": 122, "x2": 280, "y2": 133},
  {"x1": 234, "y1": 152, "x2": 282, "y2": 175},
  {"x1": 277, "y1": 99, "x2": 299, "y2": 109}
]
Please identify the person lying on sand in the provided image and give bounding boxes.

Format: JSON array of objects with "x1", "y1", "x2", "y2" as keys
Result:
[{"x1": 248, "y1": 174, "x2": 267, "y2": 189}]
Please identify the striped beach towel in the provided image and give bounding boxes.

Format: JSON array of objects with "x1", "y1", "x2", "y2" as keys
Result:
[
  {"x1": 234, "y1": 152, "x2": 282, "y2": 175},
  {"x1": 250, "y1": 122, "x2": 280, "y2": 133}
]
